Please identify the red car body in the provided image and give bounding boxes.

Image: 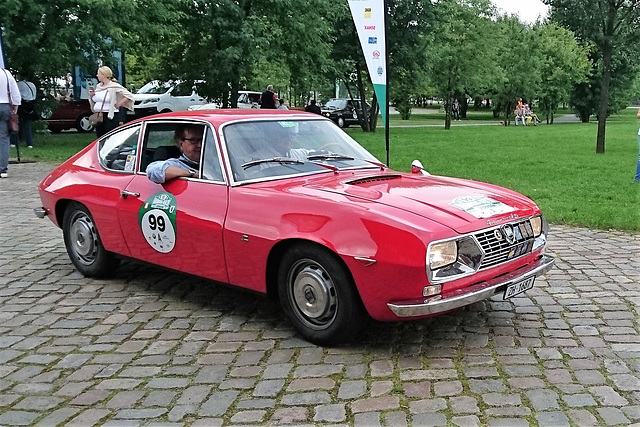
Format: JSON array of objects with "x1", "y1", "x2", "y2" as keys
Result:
[{"x1": 35, "y1": 109, "x2": 554, "y2": 344}]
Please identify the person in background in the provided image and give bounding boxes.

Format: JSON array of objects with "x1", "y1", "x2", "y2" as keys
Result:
[
  {"x1": 635, "y1": 107, "x2": 640, "y2": 183},
  {"x1": 0, "y1": 68, "x2": 20, "y2": 179},
  {"x1": 88, "y1": 66, "x2": 134, "y2": 138},
  {"x1": 11, "y1": 72, "x2": 37, "y2": 148},
  {"x1": 452, "y1": 99, "x2": 460, "y2": 121},
  {"x1": 277, "y1": 98, "x2": 289, "y2": 110},
  {"x1": 260, "y1": 85, "x2": 277, "y2": 109},
  {"x1": 147, "y1": 124, "x2": 203, "y2": 184},
  {"x1": 305, "y1": 99, "x2": 322, "y2": 115}
]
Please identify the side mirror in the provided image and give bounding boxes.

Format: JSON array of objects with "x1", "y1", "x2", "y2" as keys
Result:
[{"x1": 411, "y1": 160, "x2": 430, "y2": 176}]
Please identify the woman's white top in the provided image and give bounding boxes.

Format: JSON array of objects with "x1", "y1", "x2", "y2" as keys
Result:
[{"x1": 92, "y1": 90, "x2": 118, "y2": 113}]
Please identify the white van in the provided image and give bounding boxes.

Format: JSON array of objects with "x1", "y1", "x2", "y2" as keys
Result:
[{"x1": 130, "y1": 80, "x2": 206, "y2": 118}]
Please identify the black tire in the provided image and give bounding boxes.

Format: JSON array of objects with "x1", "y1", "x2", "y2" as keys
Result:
[
  {"x1": 76, "y1": 113, "x2": 94, "y2": 133},
  {"x1": 278, "y1": 243, "x2": 367, "y2": 345},
  {"x1": 63, "y1": 202, "x2": 119, "y2": 278},
  {"x1": 336, "y1": 116, "x2": 345, "y2": 128}
]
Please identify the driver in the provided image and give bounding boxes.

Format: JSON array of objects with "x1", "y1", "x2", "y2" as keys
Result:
[
  {"x1": 249, "y1": 128, "x2": 307, "y2": 161},
  {"x1": 147, "y1": 124, "x2": 203, "y2": 183}
]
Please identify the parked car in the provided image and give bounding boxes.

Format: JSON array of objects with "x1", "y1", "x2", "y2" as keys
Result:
[
  {"x1": 43, "y1": 99, "x2": 94, "y2": 133},
  {"x1": 188, "y1": 90, "x2": 262, "y2": 111},
  {"x1": 130, "y1": 80, "x2": 207, "y2": 118},
  {"x1": 322, "y1": 98, "x2": 370, "y2": 128},
  {"x1": 34, "y1": 109, "x2": 554, "y2": 345},
  {"x1": 237, "y1": 90, "x2": 261, "y2": 108}
]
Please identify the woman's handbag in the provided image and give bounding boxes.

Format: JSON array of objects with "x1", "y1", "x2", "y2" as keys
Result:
[
  {"x1": 89, "y1": 92, "x2": 105, "y2": 126},
  {"x1": 8, "y1": 110, "x2": 19, "y2": 133},
  {"x1": 89, "y1": 112, "x2": 103, "y2": 126},
  {"x1": 3, "y1": 69, "x2": 19, "y2": 133}
]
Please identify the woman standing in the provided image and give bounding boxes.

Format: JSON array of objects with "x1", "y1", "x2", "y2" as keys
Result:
[{"x1": 89, "y1": 66, "x2": 134, "y2": 138}]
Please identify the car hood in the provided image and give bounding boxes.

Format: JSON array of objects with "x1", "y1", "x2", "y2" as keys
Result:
[{"x1": 303, "y1": 171, "x2": 539, "y2": 234}]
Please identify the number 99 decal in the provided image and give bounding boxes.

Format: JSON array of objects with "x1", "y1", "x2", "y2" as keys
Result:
[{"x1": 138, "y1": 192, "x2": 178, "y2": 253}]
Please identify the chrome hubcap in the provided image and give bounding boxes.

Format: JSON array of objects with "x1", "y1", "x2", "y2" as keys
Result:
[{"x1": 290, "y1": 260, "x2": 337, "y2": 327}]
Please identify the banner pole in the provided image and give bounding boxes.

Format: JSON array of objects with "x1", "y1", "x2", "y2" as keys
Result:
[{"x1": 384, "y1": 0, "x2": 389, "y2": 167}]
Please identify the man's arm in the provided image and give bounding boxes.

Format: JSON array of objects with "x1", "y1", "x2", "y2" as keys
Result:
[{"x1": 147, "y1": 160, "x2": 198, "y2": 184}]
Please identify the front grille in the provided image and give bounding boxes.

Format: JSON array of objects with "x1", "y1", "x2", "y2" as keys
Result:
[{"x1": 475, "y1": 220, "x2": 535, "y2": 269}]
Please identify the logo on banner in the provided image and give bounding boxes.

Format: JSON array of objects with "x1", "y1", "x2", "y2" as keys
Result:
[
  {"x1": 377, "y1": 66, "x2": 384, "y2": 76},
  {"x1": 368, "y1": 37, "x2": 377, "y2": 44},
  {"x1": 364, "y1": 7, "x2": 372, "y2": 18},
  {"x1": 373, "y1": 50, "x2": 381, "y2": 59},
  {"x1": 364, "y1": 25, "x2": 376, "y2": 30}
]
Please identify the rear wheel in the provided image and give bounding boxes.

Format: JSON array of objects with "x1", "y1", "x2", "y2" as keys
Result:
[
  {"x1": 63, "y1": 202, "x2": 119, "y2": 277},
  {"x1": 278, "y1": 243, "x2": 366, "y2": 345}
]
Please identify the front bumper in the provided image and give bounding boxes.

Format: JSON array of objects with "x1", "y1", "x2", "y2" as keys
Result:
[{"x1": 387, "y1": 254, "x2": 554, "y2": 318}]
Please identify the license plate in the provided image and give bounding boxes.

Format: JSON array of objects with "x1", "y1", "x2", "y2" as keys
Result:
[{"x1": 504, "y1": 276, "x2": 535, "y2": 299}]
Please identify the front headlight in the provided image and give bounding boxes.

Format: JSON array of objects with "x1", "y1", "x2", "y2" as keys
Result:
[
  {"x1": 428, "y1": 241, "x2": 457, "y2": 270},
  {"x1": 530, "y1": 215, "x2": 542, "y2": 237},
  {"x1": 141, "y1": 97, "x2": 160, "y2": 105}
]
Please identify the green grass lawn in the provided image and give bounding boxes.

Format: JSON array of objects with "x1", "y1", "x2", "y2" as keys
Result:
[{"x1": 12, "y1": 108, "x2": 640, "y2": 231}]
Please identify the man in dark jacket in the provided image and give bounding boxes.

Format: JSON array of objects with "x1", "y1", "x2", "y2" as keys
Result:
[
  {"x1": 260, "y1": 85, "x2": 277, "y2": 109},
  {"x1": 305, "y1": 99, "x2": 322, "y2": 115}
]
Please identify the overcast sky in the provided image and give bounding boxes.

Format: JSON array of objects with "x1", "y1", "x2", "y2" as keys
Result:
[{"x1": 491, "y1": 0, "x2": 549, "y2": 23}]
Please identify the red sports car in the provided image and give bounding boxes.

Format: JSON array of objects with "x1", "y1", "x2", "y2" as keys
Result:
[{"x1": 34, "y1": 110, "x2": 554, "y2": 345}]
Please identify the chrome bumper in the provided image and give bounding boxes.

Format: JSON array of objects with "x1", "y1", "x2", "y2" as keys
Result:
[
  {"x1": 387, "y1": 255, "x2": 555, "y2": 318},
  {"x1": 33, "y1": 207, "x2": 47, "y2": 219}
]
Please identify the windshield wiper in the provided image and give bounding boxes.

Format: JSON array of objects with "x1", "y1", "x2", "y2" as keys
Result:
[
  {"x1": 307, "y1": 153, "x2": 355, "y2": 161},
  {"x1": 242, "y1": 157, "x2": 304, "y2": 169}
]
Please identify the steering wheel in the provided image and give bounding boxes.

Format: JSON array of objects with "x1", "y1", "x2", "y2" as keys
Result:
[{"x1": 318, "y1": 142, "x2": 343, "y2": 152}]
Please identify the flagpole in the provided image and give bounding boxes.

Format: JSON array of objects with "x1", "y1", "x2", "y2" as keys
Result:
[{"x1": 384, "y1": 0, "x2": 389, "y2": 167}]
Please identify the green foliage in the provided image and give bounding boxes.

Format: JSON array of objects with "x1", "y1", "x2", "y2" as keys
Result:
[{"x1": 544, "y1": 0, "x2": 640, "y2": 152}]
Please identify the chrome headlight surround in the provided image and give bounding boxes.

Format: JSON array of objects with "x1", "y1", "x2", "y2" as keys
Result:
[
  {"x1": 530, "y1": 214, "x2": 549, "y2": 253},
  {"x1": 427, "y1": 235, "x2": 484, "y2": 284}
]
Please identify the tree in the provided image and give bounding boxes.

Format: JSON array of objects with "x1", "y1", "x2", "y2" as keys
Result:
[
  {"x1": 544, "y1": 0, "x2": 640, "y2": 153},
  {"x1": 488, "y1": 16, "x2": 543, "y2": 125},
  {"x1": 425, "y1": 0, "x2": 499, "y2": 129},
  {"x1": 533, "y1": 23, "x2": 590, "y2": 123},
  {"x1": 0, "y1": 0, "x2": 182, "y2": 86},
  {"x1": 387, "y1": 0, "x2": 433, "y2": 120}
]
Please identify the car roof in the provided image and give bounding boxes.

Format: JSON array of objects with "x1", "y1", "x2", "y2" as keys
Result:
[{"x1": 130, "y1": 108, "x2": 321, "y2": 127}]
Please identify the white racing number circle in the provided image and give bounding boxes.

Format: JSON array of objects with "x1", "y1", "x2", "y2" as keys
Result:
[
  {"x1": 138, "y1": 192, "x2": 178, "y2": 253},
  {"x1": 140, "y1": 209, "x2": 176, "y2": 253}
]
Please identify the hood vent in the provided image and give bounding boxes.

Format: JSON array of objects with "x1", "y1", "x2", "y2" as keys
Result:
[{"x1": 347, "y1": 175, "x2": 402, "y2": 186}]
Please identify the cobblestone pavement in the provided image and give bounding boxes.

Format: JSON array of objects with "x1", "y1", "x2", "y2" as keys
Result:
[{"x1": 1, "y1": 162, "x2": 639, "y2": 427}]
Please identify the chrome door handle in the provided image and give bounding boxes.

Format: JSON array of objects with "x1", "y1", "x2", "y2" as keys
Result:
[{"x1": 120, "y1": 190, "x2": 140, "y2": 199}]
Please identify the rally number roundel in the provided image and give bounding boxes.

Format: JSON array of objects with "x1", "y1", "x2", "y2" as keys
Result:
[{"x1": 138, "y1": 192, "x2": 178, "y2": 253}]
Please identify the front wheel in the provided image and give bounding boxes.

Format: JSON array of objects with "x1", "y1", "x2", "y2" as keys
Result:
[
  {"x1": 63, "y1": 202, "x2": 119, "y2": 277},
  {"x1": 278, "y1": 244, "x2": 367, "y2": 346},
  {"x1": 336, "y1": 116, "x2": 346, "y2": 128}
]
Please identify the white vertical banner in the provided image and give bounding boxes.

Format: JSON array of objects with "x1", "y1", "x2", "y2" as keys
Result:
[
  {"x1": 348, "y1": 0, "x2": 388, "y2": 126},
  {"x1": 0, "y1": 27, "x2": 5, "y2": 69}
]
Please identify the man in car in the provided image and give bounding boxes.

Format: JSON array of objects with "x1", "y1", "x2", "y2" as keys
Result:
[{"x1": 146, "y1": 124, "x2": 203, "y2": 183}]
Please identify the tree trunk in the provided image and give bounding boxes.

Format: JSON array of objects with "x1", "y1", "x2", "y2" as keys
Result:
[{"x1": 596, "y1": 44, "x2": 612, "y2": 154}]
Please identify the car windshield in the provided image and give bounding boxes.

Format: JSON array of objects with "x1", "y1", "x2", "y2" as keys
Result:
[
  {"x1": 223, "y1": 119, "x2": 381, "y2": 182},
  {"x1": 137, "y1": 80, "x2": 172, "y2": 95},
  {"x1": 323, "y1": 99, "x2": 347, "y2": 110}
]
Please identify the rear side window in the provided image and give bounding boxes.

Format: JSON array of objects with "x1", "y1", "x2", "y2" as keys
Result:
[{"x1": 98, "y1": 125, "x2": 141, "y2": 172}]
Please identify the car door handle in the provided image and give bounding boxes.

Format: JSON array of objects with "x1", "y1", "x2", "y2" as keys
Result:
[{"x1": 121, "y1": 190, "x2": 140, "y2": 199}]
